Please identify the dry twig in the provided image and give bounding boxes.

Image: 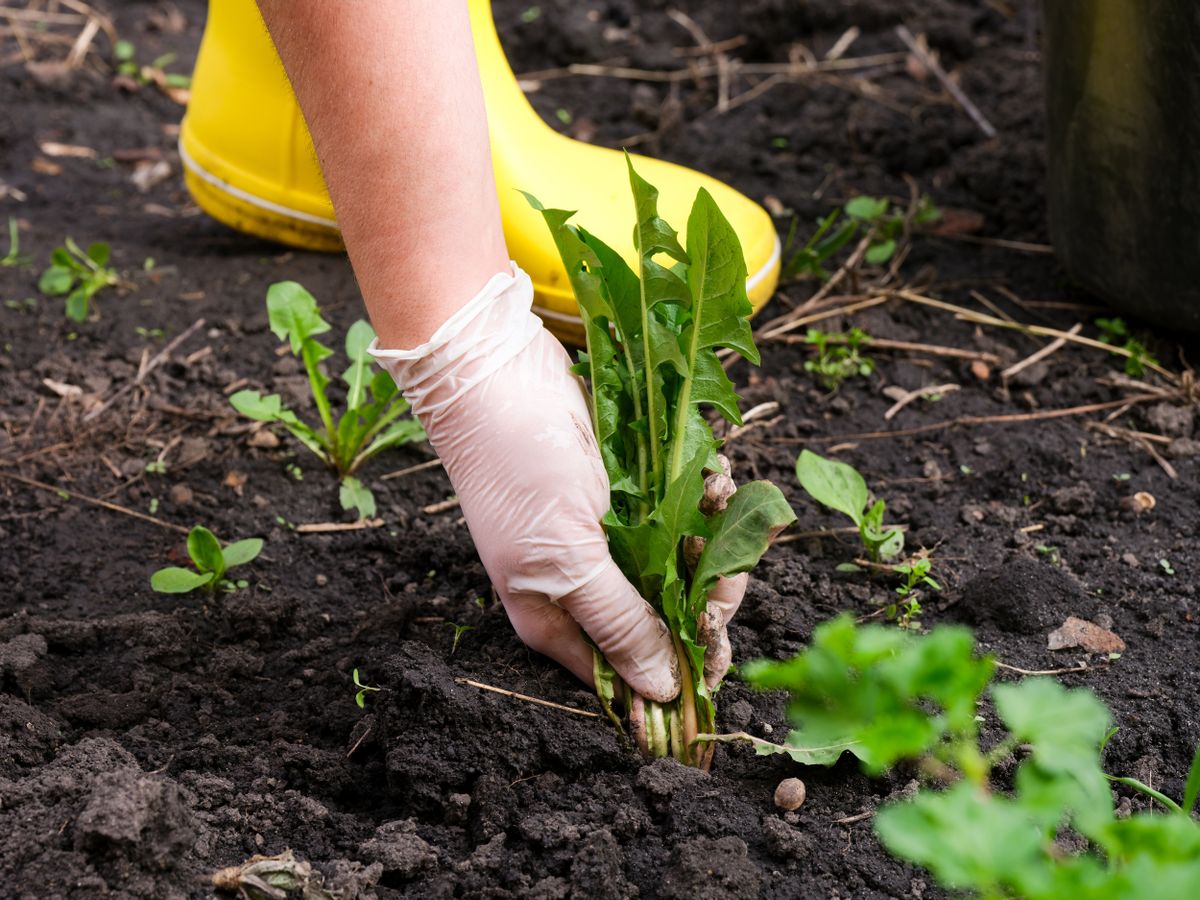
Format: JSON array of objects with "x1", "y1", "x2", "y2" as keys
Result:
[{"x1": 455, "y1": 678, "x2": 600, "y2": 718}]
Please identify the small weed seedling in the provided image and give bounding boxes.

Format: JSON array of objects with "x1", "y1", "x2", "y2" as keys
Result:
[
  {"x1": 151, "y1": 525, "x2": 263, "y2": 594},
  {"x1": 2, "y1": 217, "x2": 31, "y2": 267},
  {"x1": 734, "y1": 617, "x2": 1200, "y2": 898},
  {"x1": 39, "y1": 238, "x2": 119, "y2": 322},
  {"x1": 352, "y1": 669, "x2": 381, "y2": 708},
  {"x1": 114, "y1": 40, "x2": 192, "y2": 91},
  {"x1": 231, "y1": 282, "x2": 426, "y2": 519},
  {"x1": 803, "y1": 326, "x2": 875, "y2": 391},
  {"x1": 1095, "y1": 317, "x2": 1158, "y2": 377},
  {"x1": 446, "y1": 622, "x2": 474, "y2": 654},
  {"x1": 781, "y1": 194, "x2": 940, "y2": 281},
  {"x1": 529, "y1": 155, "x2": 796, "y2": 767},
  {"x1": 796, "y1": 449, "x2": 903, "y2": 561}
]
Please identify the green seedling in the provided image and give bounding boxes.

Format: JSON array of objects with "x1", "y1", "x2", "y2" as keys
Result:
[
  {"x1": 803, "y1": 326, "x2": 875, "y2": 391},
  {"x1": 135, "y1": 325, "x2": 164, "y2": 340},
  {"x1": 446, "y1": 622, "x2": 474, "y2": 654},
  {"x1": 38, "y1": 238, "x2": 119, "y2": 322},
  {"x1": 796, "y1": 449, "x2": 903, "y2": 561},
  {"x1": 230, "y1": 282, "x2": 425, "y2": 519},
  {"x1": 114, "y1": 40, "x2": 192, "y2": 90},
  {"x1": 285, "y1": 463, "x2": 303, "y2": 482},
  {"x1": 781, "y1": 194, "x2": 940, "y2": 281},
  {"x1": 730, "y1": 616, "x2": 1200, "y2": 898},
  {"x1": 1160, "y1": 558, "x2": 1176, "y2": 576},
  {"x1": 894, "y1": 557, "x2": 940, "y2": 597},
  {"x1": 528, "y1": 154, "x2": 796, "y2": 767},
  {"x1": 144, "y1": 459, "x2": 167, "y2": 475},
  {"x1": 2, "y1": 217, "x2": 30, "y2": 267},
  {"x1": 352, "y1": 668, "x2": 381, "y2": 708},
  {"x1": 1095, "y1": 317, "x2": 1158, "y2": 377},
  {"x1": 150, "y1": 525, "x2": 263, "y2": 594}
]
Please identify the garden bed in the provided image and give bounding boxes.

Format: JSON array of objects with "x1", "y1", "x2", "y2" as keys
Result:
[{"x1": 1, "y1": 1, "x2": 1197, "y2": 897}]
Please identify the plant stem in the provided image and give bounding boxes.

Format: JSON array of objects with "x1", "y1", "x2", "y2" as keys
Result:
[{"x1": 672, "y1": 634, "x2": 701, "y2": 766}]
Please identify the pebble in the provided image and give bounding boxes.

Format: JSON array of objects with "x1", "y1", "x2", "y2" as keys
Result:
[{"x1": 774, "y1": 778, "x2": 806, "y2": 811}]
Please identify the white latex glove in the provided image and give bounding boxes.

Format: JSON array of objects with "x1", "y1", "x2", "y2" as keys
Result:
[{"x1": 372, "y1": 264, "x2": 707, "y2": 701}]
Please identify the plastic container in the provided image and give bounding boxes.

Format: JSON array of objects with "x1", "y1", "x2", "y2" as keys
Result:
[{"x1": 1043, "y1": 1, "x2": 1200, "y2": 330}]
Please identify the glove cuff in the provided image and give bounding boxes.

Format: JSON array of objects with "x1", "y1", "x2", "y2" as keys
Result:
[{"x1": 369, "y1": 262, "x2": 542, "y2": 418}]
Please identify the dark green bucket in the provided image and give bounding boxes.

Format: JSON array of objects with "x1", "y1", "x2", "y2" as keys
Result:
[{"x1": 1044, "y1": 1, "x2": 1200, "y2": 330}]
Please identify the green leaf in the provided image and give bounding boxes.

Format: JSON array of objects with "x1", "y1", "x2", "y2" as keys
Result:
[
  {"x1": 685, "y1": 187, "x2": 758, "y2": 364},
  {"x1": 795, "y1": 449, "x2": 868, "y2": 526},
  {"x1": 845, "y1": 196, "x2": 889, "y2": 221},
  {"x1": 229, "y1": 390, "x2": 329, "y2": 460},
  {"x1": 744, "y1": 617, "x2": 993, "y2": 774},
  {"x1": 1182, "y1": 741, "x2": 1200, "y2": 817},
  {"x1": 39, "y1": 265, "x2": 75, "y2": 296},
  {"x1": 342, "y1": 319, "x2": 377, "y2": 410},
  {"x1": 221, "y1": 538, "x2": 263, "y2": 569},
  {"x1": 186, "y1": 526, "x2": 225, "y2": 577},
  {"x1": 339, "y1": 476, "x2": 376, "y2": 519},
  {"x1": 266, "y1": 281, "x2": 332, "y2": 353},
  {"x1": 688, "y1": 481, "x2": 796, "y2": 610},
  {"x1": 150, "y1": 567, "x2": 214, "y2": 594},
  {"x1": 64, "y1": 288, "x2": 90, "y2": 323},
  {"x1": 875, "y1": 782, "x2": 1054, "y2": 896},
  {"x1": 865, "y1": 239, "x2": 896, "y2": 265},
  {"x1": 86, "y1": 242, "x2": 110, "y2": 267}
]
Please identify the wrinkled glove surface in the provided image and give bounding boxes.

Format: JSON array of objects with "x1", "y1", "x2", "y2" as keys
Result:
[{"x1": 372, "y1": 265, "x2": 745, "y2": 702}]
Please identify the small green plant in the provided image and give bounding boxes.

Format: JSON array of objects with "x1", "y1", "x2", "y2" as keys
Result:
[
  {"x1": 803, "y1": 326, "x2": 875, "y2": 391},
  {"x1": 893, "y1": 557, "x2": 940, "y2": 597},
  {"x1": 1095, "y1": 317, "x2": 1158, "y2": 377},
  {"x1": 150, "y1": 525, "x2": 263, "y2": 594},
  {"x1": 2, "y1": 217, "x2": 30, "y2": 267},
  {"x1": 1160, "y1": 558, "x2": 1176, "y2": 576},
  {"x1": 352, "y1": 668, "x2": 381, "y2": 708},
  {"x1": 4, "y1": 298, "x2": 37, "y2": 313},
  {"x1": 285, "y1": 463, "x2": 303, "y2": 482},
  {"x1": 231, "y1": 282, "x2": 425, "y2": 519},
  {"x1": 114, "y1": 40, "x2": 192, "y2": 89},
  {"x1": 732, "y1": 616, "x2": 1200, "y2": 899},
  {"x1": 796, "y1": 449, "x2": 903, "y2": 561},
  {"x1": 446, "y1": 622, "x2": 474, "y2": 654},
  {"x1": 781, "y1": 194, "x2": 940, "y2": 280},
  {"x1": 38, "y1": 238, "x2": 119, "y2": 322},
  {"x1": 528, "y1": 155, "x2": 796, "y2": 767},
  {"x1": 144, "y1": 459, "x2": 167, "y2": 475}
]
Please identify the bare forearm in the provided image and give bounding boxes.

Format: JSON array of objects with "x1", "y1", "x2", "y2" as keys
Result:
[{"x1": 255, "y1": 0, "x2": 509, "y2": 347}]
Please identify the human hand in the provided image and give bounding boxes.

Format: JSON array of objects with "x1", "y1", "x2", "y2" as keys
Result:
[{"x1": 371, "y1": 264, "x2": 683, "y2": 701}]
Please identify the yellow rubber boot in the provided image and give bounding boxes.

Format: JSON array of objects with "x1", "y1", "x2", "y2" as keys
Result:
[{"x1": 180, "y1": 0, "x2": 781, "y2": 342}]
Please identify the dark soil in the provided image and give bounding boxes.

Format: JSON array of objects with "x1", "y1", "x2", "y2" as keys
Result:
[{"x1": 2, "y1": 1, "x2": 1198, "y2": 898}]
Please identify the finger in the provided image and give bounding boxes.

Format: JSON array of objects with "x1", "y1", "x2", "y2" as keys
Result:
[
  {"x1": 697, "y1": 608, "x2": 732, "y2": 690},
  {"x1": 558, "y1": 559, "x2": 680, "y2": 703},
  {"x1": 707, "y1": 571, "x2": 749, "y2": 623},
  {"x1": 499, "y1": 591, "x2": 598, "y2": 689},
  {"x1": 700, "y1": 473, "x2": 736, "y2": 515}
]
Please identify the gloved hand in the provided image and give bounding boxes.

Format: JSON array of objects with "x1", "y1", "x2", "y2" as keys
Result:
[{"x1": 371, "y1": 264, "x2": 746, "y2": 703}]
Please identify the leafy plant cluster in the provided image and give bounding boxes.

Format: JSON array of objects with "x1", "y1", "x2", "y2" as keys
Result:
[
  {"x1": 231, "y1": 282, "x2": 426, "y2": 519},
  {"x1": 781, "y1": 193, "x2": 940, "y2": 281},
  {"x1": 38, "y1": 238, "x2": 119, "y2": 322},
  {"x1": 151, "y1": 525, "x2": 262, "y2": 594},
  {"x1": 742, "y1": 617, "x2": 1200, "y2": 899},
  {"x1": 803, "y1": 326, "x2": 875, "y2": 391},
  {"x1": 529, "y1": 155, "x2": 795, "y2": 767}
]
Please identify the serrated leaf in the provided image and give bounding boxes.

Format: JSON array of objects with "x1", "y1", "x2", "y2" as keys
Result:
[
  {"x1": 686, "y1": 187, "x2": 758, "y2": 364},
  {"x1": 186, "y1": 525, "x2": 225, "y2": 577},
  {"x1": 796, "y1": 449, "x2": 868, "y2": 526},
  {"x1": 150, "y1": 567, "x2": 214, "y2": 594},
  {"x1": 221, "y1": 538, "x2": 263, "y2": 569}
]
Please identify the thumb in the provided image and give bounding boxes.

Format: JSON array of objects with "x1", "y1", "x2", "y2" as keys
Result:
[{"x1": 558, "y1": 559, "x2": 680, "y2": 703}]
